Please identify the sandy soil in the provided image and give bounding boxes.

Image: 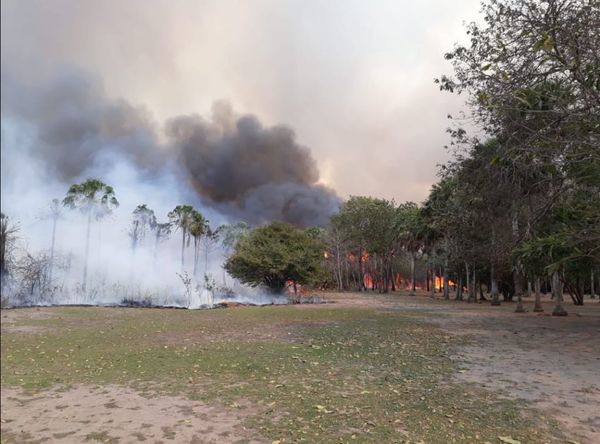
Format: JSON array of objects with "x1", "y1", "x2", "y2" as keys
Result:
[{"x1": 1, "y1": 385, "x2": 263, "y2": 444}]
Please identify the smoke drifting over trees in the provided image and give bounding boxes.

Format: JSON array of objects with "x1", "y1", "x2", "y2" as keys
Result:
[
  {"x1": 2, "y1": 70, "x2": 339, "y2": 228},
  {"x1": 168, "y1": 103, "x2": 340, "y2": 227}
]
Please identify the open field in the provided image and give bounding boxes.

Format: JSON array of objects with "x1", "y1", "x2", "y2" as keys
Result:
[{"x1": 2, "y1": 292, "x2": 599, "y2": 443}]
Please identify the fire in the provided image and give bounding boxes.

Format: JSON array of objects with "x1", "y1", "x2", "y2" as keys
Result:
[
  {"x1": 363, "y1": 273, "x2": 373, "y2": 289},
  {"x1": 434, "y1": 276, "x2": 456, "y2": 290}
]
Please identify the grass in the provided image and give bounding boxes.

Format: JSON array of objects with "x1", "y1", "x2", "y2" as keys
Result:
[{"x1": 1, "y1": 303, "x2": 564, "y2": 443}]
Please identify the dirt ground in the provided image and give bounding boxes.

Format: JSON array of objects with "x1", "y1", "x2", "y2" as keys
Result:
[
  {"x1": 330, "y1": 291, "x2": 600, "y2": 443},
  {"x1": 1, "y1": 385, "x2": 260, "y2": 444},
  {"x1": 2, "y1": 292, "x2": 599, "y2": 443}
]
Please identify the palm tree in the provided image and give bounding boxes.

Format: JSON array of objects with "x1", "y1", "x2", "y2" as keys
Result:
[
  {"x1": 47, "y1": 199, "x2": 63, "y2": 286},
  {"x1": 63, "y1": 178, "x2": 119, "y2": 292},
  {"x1": 152, "y1": 222, "x2": 172, "y2": 264},
  {"x1": 189, "y1": 211, "x2": 208, "y2": 278},
  {"x1": 129, "y1": 204, "x2": 157, "y2": 253},
  {"x1": 168, "y1": 205, "x2": 195, "y2": 271}
]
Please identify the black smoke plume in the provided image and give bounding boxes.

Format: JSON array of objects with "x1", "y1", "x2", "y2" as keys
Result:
[
  {"x1": 2, "y1": 70, "x2": 340, "y2": 227},
  {"x1": 167, "y1": 102, "x2": 340, "y2": 227}
]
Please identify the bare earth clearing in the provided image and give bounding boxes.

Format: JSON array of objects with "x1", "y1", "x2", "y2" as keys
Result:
[{"x1": 2, "y1": 292, "x2": 599, "y2": 443}]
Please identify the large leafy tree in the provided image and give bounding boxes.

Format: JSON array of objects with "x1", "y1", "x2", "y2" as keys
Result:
[
  {"x1": 436, "y1": 0, "x2": 599, "y2": 313},
  {"x1": 63, "y1": 178, "x2": 119, "y2": 291},
  {"x1": 225, "y1": 221, "x2": 326, "y2": 294}
]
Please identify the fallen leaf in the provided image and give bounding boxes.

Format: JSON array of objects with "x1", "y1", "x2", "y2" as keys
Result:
[{"x1": 498, "y1": 437, "x2": 521, "y2": 444}]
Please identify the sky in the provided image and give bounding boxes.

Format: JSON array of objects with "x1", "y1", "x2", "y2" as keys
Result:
[{"x1": 1, "y1": 0, "x2": 481, "y2": 205}]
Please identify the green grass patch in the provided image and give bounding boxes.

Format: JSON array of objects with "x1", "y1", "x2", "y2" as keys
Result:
[{"x1": 1, "y1": 305, "x2": 563, "y2": 443}]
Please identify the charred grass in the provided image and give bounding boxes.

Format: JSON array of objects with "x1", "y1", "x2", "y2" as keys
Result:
[{"x1": 1, "y1": 305, "x2": 564, "y2": 443}]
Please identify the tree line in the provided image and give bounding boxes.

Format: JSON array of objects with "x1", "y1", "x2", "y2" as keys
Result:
[
  {"x1": 0, "y1": 177, "x2": 250, "y2": 304},
  {"x1": 226, "y1": 0, "x2": 600, "y2": 316}
]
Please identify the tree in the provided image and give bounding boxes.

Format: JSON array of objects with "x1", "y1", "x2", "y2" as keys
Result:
[
  {"x1": 167, "y1": 205, "x2": 196, "y2": 271},
  {"x1": 62, "y1": 179, "x2": 119, "y2": 292},
  {"x1": 218, "y1": 222, "x2": 250, "y2": 286},
  {"x1": 225, "y1": 221, "x2": 326, "y2": 294},
  {"x1": 201, "y1": 224, "x2": 220, "y2": 280},
  {"x1": 438, "y1": 0, "x2": 600, "y2": 293},
  {"x1": 188, "y1": 211, "x2": 208, "y2": 278},
  {"x1": 152, "y1": 221, "x2": 172, "y2": 263},
  {"x1": 129, "y1": 204, "x2": 157, "y2": 253},
  {"x1": 331, "y1": 196, "x2": 400, "y2": 292},
  {"x1": 396, "y1": 202, "x2": 423, "y2": 295},
  {"x1": 0, "y1": 212, "x2": 19, "y2": 286},
  {"x1": 219, "y1": 222, "x2": 250, "y2": 256},
  {"x1": 46, "y1": 199, "x2": 62, "y2": 286}
]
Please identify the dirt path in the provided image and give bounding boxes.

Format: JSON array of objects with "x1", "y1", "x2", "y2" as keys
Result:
[{"x1": 1, "y1": 385, "x2": 262, "y2": 444}]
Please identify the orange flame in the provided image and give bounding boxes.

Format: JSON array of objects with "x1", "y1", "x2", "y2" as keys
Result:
[{"x1": 434, "y1": 277, "x2": 456, "y2": 290}]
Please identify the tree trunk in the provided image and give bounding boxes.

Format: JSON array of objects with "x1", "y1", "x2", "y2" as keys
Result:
[
  {"x1": 465, "y1": 263, "x2": 473, "y2": 303},
  {"x1": 409, "y1": 254, "x2": 416, "y2": 295},
  {"x1": 591, "y1": 270, "x2": 595, "y2": 300},
  {"x1": 552, "y1": 271, "x2": 568, "y2": 316},
  {"x1": 193, "y1": 237, "x2": 199, "y2": 278},
  {"x1": 358, "y1": 248, "x2": 364, "y2": 292},
  {"x1": 429, "y1": 264, "x2": 435, "y2": 298},
  {"x1": 180, "y1": 227, "x2": 186, "y2": 271},
  {"x1": 335, "y1": 247, "x2": 343, "y2": 291},
  {"x1": 456, "y1": 276, "x2": 463, "y2": 300},
  {"x1": 48, "y1": 216, "x2": 57, "y2": 287},
  {"x1": 514, "y1": 266, "x2": 526, "y2": 313},
  {"x1": 490, "y1": 262, "x2": 500, "y2": 306},
  {"x1": 443, "y1": 257, "x2": 449, "y2": 300},
  {"x1": 533, "y1": 277, "x2": 543, "y2": 312},
  {"x1": 82, "y1": 210, "x2": 92, "y2": 294}
]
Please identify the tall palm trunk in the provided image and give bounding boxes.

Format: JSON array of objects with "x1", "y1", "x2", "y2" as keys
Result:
[
  {"x1": 552, "y1": 271, "x2": 567, "y2": 316},
  {"x1": 82, "y1": 210, "x2": 92, "y2": 293},
  {"x1": 533, "y1": 277, "x2": 543, "y2": 312},
  {"x1": 591, "y1": 270, "x2": 596, "y2": 300},
  {"x1": 48, "y1": 216, "x2": 57, "y2": 286},
  {"x1": 180, "y1": 227, "x2": 186, "y2": 271},
  {"x1": 193, "y1": 237, "x2": 199, "y2": 278}
]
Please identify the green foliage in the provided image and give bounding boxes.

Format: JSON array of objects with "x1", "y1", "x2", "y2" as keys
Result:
[
  {"x1": 219, "y1": 222, "x2": 250, "y2": 252},
  {"x1": 225, "y1": 221, "x2": 326, "y2": 293},
  {"x1": 62, "y1": 178, "x2": 119, "y2": 219},
  {"x1": 167, "y1": 205, "x2": 195, "y2": 235}
]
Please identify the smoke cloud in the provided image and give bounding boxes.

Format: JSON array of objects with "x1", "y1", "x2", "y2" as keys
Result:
[
  {"x1": 167, "y1": 102, "x2": 340, "y2": 227},
  {"x1": 1, "y1": 70, "x2": 164, "y2": 181},
  {"x1": 2, "y1": 70, "x2": 339, "y2": 228}
]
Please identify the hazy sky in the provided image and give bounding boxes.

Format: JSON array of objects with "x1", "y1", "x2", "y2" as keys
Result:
[{"x1": 1, "y1": 0, "x2": 481, "y2": 204}]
